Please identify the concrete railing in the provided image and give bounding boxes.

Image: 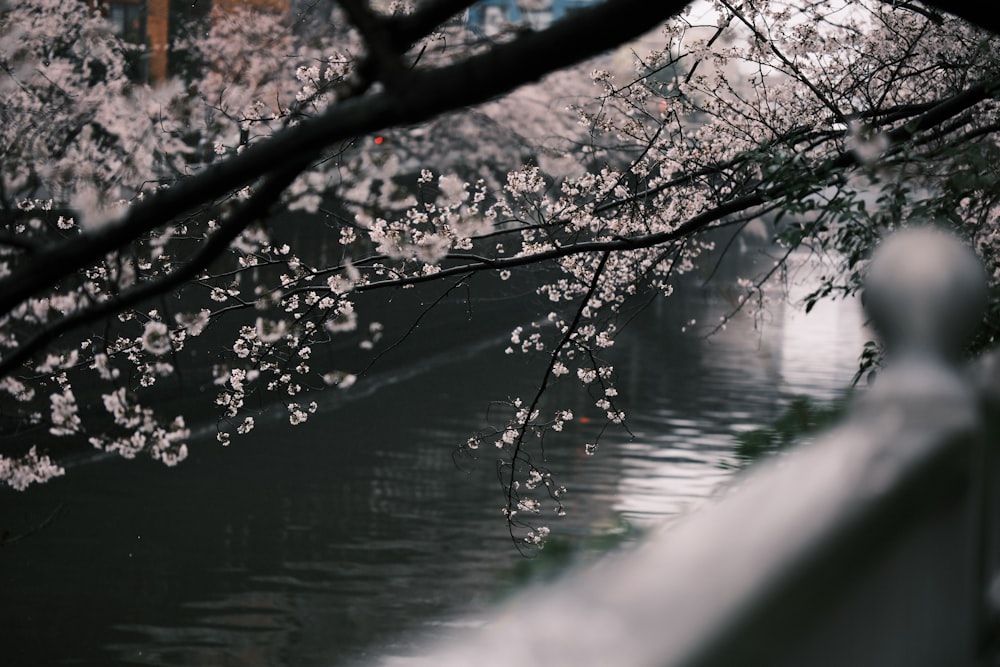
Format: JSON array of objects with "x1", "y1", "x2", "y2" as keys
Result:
[{"x1": 396, "y1": 227, "x2": 999, "y2": 667}]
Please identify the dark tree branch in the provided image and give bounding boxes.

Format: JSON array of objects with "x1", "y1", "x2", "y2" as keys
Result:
[
  {"x1": 0, "y1": 0, "x2": 692, "y2": 321},
  {"x1": 887, "y1": 1, "x2": 944, "y2": 25},
  {"x1": 198, "y1": 73, "x2": 1000, "y2": 312},
  {"x1": 336, "y1": 76, "x2": 999, "y2": 292},
  {"x1": 355, "y1": 272, "x2": 475, "y2": 378},
  {"x1": 905, "y1": 1, "x2": 1000, "y2": 35},
  {"x1": 0, "y1": 233, "x2": 39, "y2": 254},
  {"x1": 882, "y1": 78, "x2": 1000, "y2": 144},
  {"x1": 338, "y1": 0, "x2": 408, "y2": 88},
  {"x1": 382, "y1": 0, "x2": 481, "y2": 48},
  {"x1": 0, "y1": 502, "x2": 64, "y2": 546},
  {"x1": 0, "y1": 157, "x2": 312, "y2": 378},
  {"x1": 504, "y1": 250, "x2": 611, "y2": 542}
]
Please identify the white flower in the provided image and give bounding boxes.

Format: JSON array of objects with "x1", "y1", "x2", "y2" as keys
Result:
[
  {"x1": 288, "y1": 403, "x2": 309, "y2": 425},
  {"x1": 140, "y1": 321, "x2": 171, "y2": 355},
  {"x1": 517, "y1": 498, "x2": 541, "y2": 513},
  {"x1": 437, "y1": 173, "x2": 469, "y2": 203},
  {"x1": 0, "y1": 447, "x2": 64, "y2": 491},
  {"x1": 49, "y1": 387, "x2": 81, "y2": 436},
  {"x1": 323, "y1": 371, "x2": 355, "y2": 388},
  {"x1": 325, "y1": 301, "x2": 357, "y2": 333},
  {"x1": 175, "y1": 309, "x2": 211, "y2": 336},
  {"x1": 845, "y1": 121, "x2": 889, "y2": 164},
  {"x1": 506, "y1": 165, "x2": 545, "y2": 195},
  {"x1": 255, "y1": 317, "x2": 287, "y2": 343}
]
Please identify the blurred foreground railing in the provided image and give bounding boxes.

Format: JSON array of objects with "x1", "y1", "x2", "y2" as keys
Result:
[{"x1": 397, "y1": 227, "x2": 1000, "y2": 667}]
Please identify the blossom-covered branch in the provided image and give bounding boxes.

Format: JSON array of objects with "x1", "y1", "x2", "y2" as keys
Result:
[
  {"x1": 4, "y1": 0, "x2": 1000, "y2": 549},
  {"x1": 0, "y1": 0, "x2": 691, "y2": 322}
]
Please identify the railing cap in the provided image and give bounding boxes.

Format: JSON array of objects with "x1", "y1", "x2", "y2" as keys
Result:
[{"x1": 864, "y1": 226, "x2": 987, "y2": 360}]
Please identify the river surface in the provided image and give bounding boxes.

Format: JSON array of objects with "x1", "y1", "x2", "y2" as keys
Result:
[{"x1": 0, "y1": 252, "x2": 866, "y2": 666}]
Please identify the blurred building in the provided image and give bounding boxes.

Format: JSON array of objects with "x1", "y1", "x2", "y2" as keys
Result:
[
  {"x1": 98, "y1": 0, "x2": 596, "y2": 83},
  {"x1": 466, "y1": 0, "x2": 598, "y2": 32},
  {"x1": 99, "y1": 0, "x2": 290, "y2": 83}
]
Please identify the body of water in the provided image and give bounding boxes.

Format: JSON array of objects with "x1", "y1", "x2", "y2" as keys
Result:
[{"x1": 0, "y1": 252, "x2": 867, "y2": 666}]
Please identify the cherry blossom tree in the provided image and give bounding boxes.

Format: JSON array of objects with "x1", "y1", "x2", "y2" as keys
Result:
[{"x1": 2, "y1": 0, "x2": 1000, "y2": 549}]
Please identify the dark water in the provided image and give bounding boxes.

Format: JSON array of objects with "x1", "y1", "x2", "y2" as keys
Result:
[{"x1": 0, "y1": 255, "x2": 865, "y2": 667}]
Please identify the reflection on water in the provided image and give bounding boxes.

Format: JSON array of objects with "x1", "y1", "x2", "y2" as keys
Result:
[
  {"x1": 609, "y1": 261, "x2": 867, "y2": 521},
  {"x1": 0, "y1": 254, "x2": 866, "y2": 667}
]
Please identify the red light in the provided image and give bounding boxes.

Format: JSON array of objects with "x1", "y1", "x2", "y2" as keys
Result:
[{"x1": 373, "y1": 136, "x2": 384, "y2": 145}]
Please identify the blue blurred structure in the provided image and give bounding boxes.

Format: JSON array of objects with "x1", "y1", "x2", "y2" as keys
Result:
[
  {"x1": 466, "y1": 0, "x2": 599, "y2": 32},
  {"x1": 395, "y1": 227, "x2": 1000, "y2": 666}
]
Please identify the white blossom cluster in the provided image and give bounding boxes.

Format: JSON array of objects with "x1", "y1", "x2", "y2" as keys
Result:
[{"x1": 0, "y1": 447, "x2": 64, "y2": 491}]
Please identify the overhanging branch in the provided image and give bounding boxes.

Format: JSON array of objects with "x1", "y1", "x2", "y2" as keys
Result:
[
  {"x1": 3, "y1": 7, "x2": 998, "y2": 379},
  {"x1": 0, "y1": 0, "x2": 691, "y2": 319},
  {"x1": 0, "y1": 157, "x2": 311, "y2": 378},
  {"x1": 906, "y1": 0, "x2": 1000, "y2": 35}
]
